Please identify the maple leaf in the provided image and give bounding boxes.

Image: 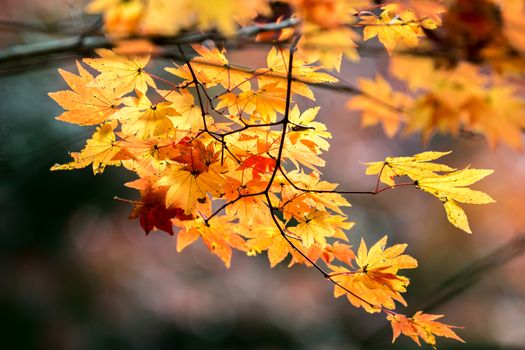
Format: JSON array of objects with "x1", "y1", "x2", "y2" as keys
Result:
[
  {"x1": 287, "y1": 105, "x2": 331, "y2": 152},
  {"x1": 300, "y1": 24, "x2": 359, "y2": 72},
  {"x1": 463, "y1": 85, "x2": 525, "y2": 150},
  {"x1": 173, "y1": 139, "x2": 221, "y2": 175},
  {"x1": 286, "y1": 240, "x2": 328, "y2": 267},
  {"x1": 160, "y1": 89, "x2": 204, "y2": 133},
  {"x1": 177, "y1": 216, "x2": 248, "y2": 268},
  {"x1": 126, "y1": 177, "x2": 193, "y2": 235},
  {"x1": 216, "y1": 82, "x2": 287, "y2": 123},
  {"x1": 289, "y1": 209, "x2": 338, "y2": 248},
  {"x1": 190, "y1": 0, "x2": 269, "y2": 36},
  {"x1": 321, "y1": 241, "x2": 355, "y2": 265},
  {"x1": 360, "y1": 5, "x2": 420, "y2": 54},
  {"x1": 257, "y1": 46, "x2": 338, "y2": 100},
  {"x1": 84, "y1": 49, "x2": 156, "y2": 94},
  {"x1": 223, "y1": 177, "x2": 270, "y2": 225},
  {"x1": 347, "y1": 75, "x2": 413, "y2": 137},
  {"x1": 279, "y1": 170, "x2": 351, "y2": 217},
  {"x1": 282, "y1": 115, "x2": 332, "y2": 171},
  {"x1": 166, "y1": 45, "x2": 252, "y2": 91},
  {"x1": 246, "y1": 224, "x2": 291, "y2": 267},
  {"x1": 49, "y1": 61, "x2": 122, "y2": 125},
  {"x1": 417, "y1": 168, "x2": 495, "y2": 233},
  {"x1": 51, "y1": 121, "x2": 121, "y2": 174},
  {"x1": 330, "y1": 236, "x2": 417, "y2": 313},
  {"x1": 388, "y1": 311, "x2": 464, "y2": 348},
  {"x1": 86, "y1": 0, "x2": 144, "y2": 35},
  {"x1": 365, "y1": 151, "x2": 455, "y2": 187},
  {"x1": 113, "y1": 91, "x2": 178, "y2": 139},
  {"x1": 117, "y1": 136, "x2": 179, "y2": 174},
  {"x1": 158, "y1": 163, "x2": 224, "y2": 214},
  {"x1": 238, "y1": 155, "x2": 277, "y2": 179}
]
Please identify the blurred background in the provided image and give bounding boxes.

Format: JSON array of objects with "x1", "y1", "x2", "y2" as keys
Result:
[{"x1": 1, "y1": 1, "x2": 525, "y2": 349}]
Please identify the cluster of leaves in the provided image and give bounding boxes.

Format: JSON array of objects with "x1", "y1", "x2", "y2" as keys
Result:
[
  {"x1": 46, "y1": 0, "x2": 524, "y2": 348},
  {"x1": 86, "y1": 0, "x2": 525, "y2": 149},
  {"x1": 349, "y1": 56, "x2": 525, "y2": 149},
  {"x1": 347, "y1": 0, "x2": 525, "y2": 149},
  {"x1": 86, "y1": 0, "x2": 270, "y2": 36}
]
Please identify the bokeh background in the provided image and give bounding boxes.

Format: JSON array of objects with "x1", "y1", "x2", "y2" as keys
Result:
[{"x1": 1, "y1": 1, "x2": 525, "y2": 349}]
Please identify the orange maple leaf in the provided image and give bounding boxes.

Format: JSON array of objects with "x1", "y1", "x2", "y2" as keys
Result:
[
  {"x1": 347, "y1": 75, "x2": 412, "y2": 137},
  {"x1": 388, "y1": 311, "x2": 464, "y2": 348},
  {"x1": 330, "y1": 236, "x2": 417, "y2": 313},
  {"x1": 177, "y1": 216, "x2": 248, "y2": 268},
  {"x1": 49, "y1": 61, "x2": 122, "y2": 125}
]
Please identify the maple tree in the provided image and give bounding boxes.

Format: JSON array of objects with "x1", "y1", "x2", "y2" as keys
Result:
[{"x1": 37, "y1": 0, "x2": 525, "y2": 348}]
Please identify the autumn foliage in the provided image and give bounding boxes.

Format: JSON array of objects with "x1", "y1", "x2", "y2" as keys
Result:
[{"x1": 47, "y1": 0, "x2": 525, "y2": 348}]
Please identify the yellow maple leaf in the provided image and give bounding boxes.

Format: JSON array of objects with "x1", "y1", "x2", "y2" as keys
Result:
[
  {"x1": 158, "y1": 163, "x2": 225, "y2": 215},
  {"x1": 216, "y1": 82, "x2": 287, "y2": 123},
  {"x1": 279, "y1": 170, "x2": 351, "y2": 217},
  {"x1": 116, "y1": 135, "x2": 179, "y2": 174},
  {"x1": 160, "y1": 89, "x2": 204, "y2": 133},
  {"x1": 166, "y1": 45, "x2": 252, "y2": 91},
  {"x1": 257, "y1": 46, "x2": 338, "y2": 100},
  {"x1": 365, "y1": 151, "x2": 455, "y2": 186},
  {"x1": 51, "y1": 121, "x2": 121, "y2": 174},
  {"x1": 246, "y1": 224, "x2": 291, "y2": 267},
  {"x1": 360, "y1": 5, "x2": 420, "y2": 54},
  {"x1": 287, "y1": 105, "x2": 331, "y2": 151},
  {"x1": 86, "y1": 0, "x2": 144, "y2": 35},
  {"x1": 300, "y1": 24, "x2": 360, "y2": 72},
  {"x1": 290, "y1": 209, "x2": 342, "y2": 248},
  {"x1": 113, "y1": 91, "x2": 178, "y2": 139},
  {"x1": 281, "y1": 138, "x2": 326, "y2": 171},
  {"x1": 189, "y1": 0, "x2": 269, "y2": 36},
  {"x1": 330, "y1": 235, "x2": 417, "y2": 313},
  {"x1": 417, "y1": 168, "x2": 495, "y2": 233},
  {"x1": 83, "y1": 49, "x2": 156, "y2": 94}
]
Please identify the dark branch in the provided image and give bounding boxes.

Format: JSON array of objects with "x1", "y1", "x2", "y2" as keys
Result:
[{"x1": 0, "y1": 17, "x2": 300, "y2": 67}]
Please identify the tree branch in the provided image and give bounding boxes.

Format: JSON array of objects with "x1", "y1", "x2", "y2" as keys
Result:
[{"x1": 0, "y1": 17, "x2": 300, "y2": 67}]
